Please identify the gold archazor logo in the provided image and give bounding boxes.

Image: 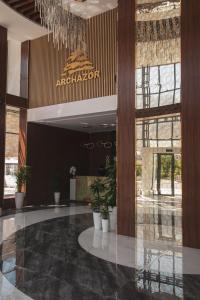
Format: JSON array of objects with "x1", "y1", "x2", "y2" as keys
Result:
[{"x1": 56, "y1": 50, "x2": 100, "y2": 87}]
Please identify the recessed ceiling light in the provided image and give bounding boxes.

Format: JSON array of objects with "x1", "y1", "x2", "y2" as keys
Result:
[
  {"x1": 99, "y1": 123, "x2": 116, "y2": 127},
  {"x1": 80, "y1": 122, "x2": 90, "y2": 128}
]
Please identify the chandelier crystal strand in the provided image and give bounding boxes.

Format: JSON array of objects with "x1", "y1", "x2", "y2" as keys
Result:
[{"x1": 35, "y1": 0, "x2": 86, "y2": 50}]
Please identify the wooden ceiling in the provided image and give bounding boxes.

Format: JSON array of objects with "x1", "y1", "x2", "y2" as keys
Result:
[
  {"x1": 2, "y1": 0, "x2": 180, "y2": 26},
  {"x1": 2, "y1": 0, "x2": 41, "y2": 24},
  {"x1": 2, "y1": 0, "x2": 86, "y2": 25}
]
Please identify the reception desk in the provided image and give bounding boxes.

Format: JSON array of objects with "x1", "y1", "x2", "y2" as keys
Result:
[{"x1": 70, "y1": 176, "x2": 106, "y2": 202}]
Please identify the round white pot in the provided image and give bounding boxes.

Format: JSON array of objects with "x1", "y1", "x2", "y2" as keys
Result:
[
  {"x1": 102, "y1": 219, "x2": 109, "y2": 233},
  {"x1": 15, "y1": 192, "x2": 25, "y2": 209},
  {"x1": 92, "y1": 230, "x2": 101, "y2": 248},
  {"x1": 54, "y1": 192, "x2": 60, "y2": 205},
  {"x1": 109, "y1": 206, "x2": 117, "y2": 232},
  {"x1": 93, "y1": 212, "x2": 102, "y2": 230},
  {"x1": 102, "y1": 232, "x2": 109, "y2": 248}
]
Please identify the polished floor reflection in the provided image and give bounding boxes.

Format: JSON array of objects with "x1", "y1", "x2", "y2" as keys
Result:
[
  {"x1": 137, "y1": 195, "x2": 182, "y2": 245},
  {"x1": 0, "y1": 207, "x2": 199, "y2": 300}
]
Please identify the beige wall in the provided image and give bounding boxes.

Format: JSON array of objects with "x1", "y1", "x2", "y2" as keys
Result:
[{"x1": 7, "y1": 38, "x2": 21, "y2": 96}]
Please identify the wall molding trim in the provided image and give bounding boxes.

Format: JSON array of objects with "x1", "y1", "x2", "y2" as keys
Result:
[{"x1": 27, "y1": 95, "x2": 117, "y2": 123}]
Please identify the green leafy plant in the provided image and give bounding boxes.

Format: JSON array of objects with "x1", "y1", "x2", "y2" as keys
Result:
[
  {"x1": 15, "y1": 165, "x2": 31, "y2": 193},
  {"x1": 100, "y1": 205, "x2": 109, "y2": 220},
  {"x1": 90, "y1": 178, "x2": 105, "y2": 212},
  {"x1": 136, "y1": 164, "x2": 142, "y2": 177},
  {"x1": 161, "y1": 155, "x2": 172, "y2": 178},
  {"x1": 175, "y1": 158, "x2": 181, "y2": 178},
  {"x1": 104, "y1": 159, "x2": 116, "y2": 208}
]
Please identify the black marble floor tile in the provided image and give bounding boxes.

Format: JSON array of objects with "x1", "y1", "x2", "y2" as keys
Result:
[
  {"x1": 0, "y1": 213, "x2": 200, "y2": 300},
  {"x1": 0, "y1": 204, "x2": 71, "y2": 218}
]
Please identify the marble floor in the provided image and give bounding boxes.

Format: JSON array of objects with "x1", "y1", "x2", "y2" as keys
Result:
[
  {"x1": 137, "y1": 195, "x2": 182, "y2": 244},
  {"x1": 0, "y1": 205, "x2": 199, "y2": 300}
]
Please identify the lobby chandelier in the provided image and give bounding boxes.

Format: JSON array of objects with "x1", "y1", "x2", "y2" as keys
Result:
[{"x1": 35, "y1": 0, "x2": 86, "y2": 50}]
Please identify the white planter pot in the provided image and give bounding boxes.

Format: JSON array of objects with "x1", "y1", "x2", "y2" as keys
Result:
[
  {"x1": 102, "y1": 232, "x2": 109, "y2": 248},
  {"x1": 70, "y1": 179, "x2": 76, "y2": 200},
  {"x1": 102, "y1": 219, "x2": 109, "y2": 233},
  {"x1": 93, "y1": 212, "x2": 102, "y2": 230},
  {"x1": 54, "y1": 192, "x2": 60, "y2": 205},
  {"x1": 109, "y1": 206, "x2": 117, "y2": 232},
  {"x1": 112, "y1": 206, "x2": 117, "y2": 215},
  {"x1": 15, "y1": 192, "x2": 25, "y2": 209},
  {"x1": 92, "y1": 230, "x2": 101, "y2": 248}
]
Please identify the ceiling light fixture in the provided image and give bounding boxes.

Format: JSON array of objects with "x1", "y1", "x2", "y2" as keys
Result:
[
  {"x1": 80, "y1": 122, "x2": 90, "y2": 128},
  {"x1": 35, "y1": 0, "x2": 86, "y2": 50}
]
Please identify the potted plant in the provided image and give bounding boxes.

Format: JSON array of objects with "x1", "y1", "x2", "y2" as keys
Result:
[
  {"x1": 15, "y1": 165, "x2": 31, "y2": 209},
  {"x1": 52, "y1": 172, "x2": 62, "y2": 205},
  {"x1": 69, "y1": 166, "x2": 77, "y2": 200},
  {"x1": 90, "y1": 178, "x2": 105, "y2": 230},
  {"x1": 91, "y1": 198, "x2": 102, "y2": 230},
  {"x1": 105, "y1": 159, "x2": 117, "y2": 231},
  {"x1": 101, "y1": 205, "x2": 109, "y2": 233},
  {"x1": 69, "y1": 166, "x2": 77, "y2": 178}
]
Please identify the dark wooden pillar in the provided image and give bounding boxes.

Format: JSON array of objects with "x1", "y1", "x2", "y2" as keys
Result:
[
  {"x1": 182, "y1": 0, "x2": 200, "y2": 248},
  {"x1": 117, "y1": 0, "x2": 136, "y2": 236},
  {"x1": 19, "y1": 41, "x2": 29, "y2": 167},
  {"x1": 0, "y1": 26, "x2": 7, "y2": 205}
]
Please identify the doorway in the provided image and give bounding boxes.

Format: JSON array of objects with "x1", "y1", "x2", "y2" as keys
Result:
[
  {"x1": 153, "y1": 153, "x2": 182, "y2": 197},
  {"x1": 155, "y1": 153, "x2": 175, "y2": 196}
]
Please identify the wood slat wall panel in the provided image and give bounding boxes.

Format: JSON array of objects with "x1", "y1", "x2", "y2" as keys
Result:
[{"x1": 29, "y1": 9, "x2": 117, "y2": 108}]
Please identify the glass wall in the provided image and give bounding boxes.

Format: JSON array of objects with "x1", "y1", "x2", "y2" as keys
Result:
[
  {"x1": 135, "y1": 2, "x2": 182, "y2": 296},
  {"x1": 136, "y1": 114, "x2": 182, "y2": 241},
  {"x1": 135, "y1": 0, "x2": 181, "y2": 242},
  {"x1": 4, "y1": 106, "x2": 20, "y2": 197},
  {"x1": 136, "y1": 63, "x2": 181, "y2": 109}
]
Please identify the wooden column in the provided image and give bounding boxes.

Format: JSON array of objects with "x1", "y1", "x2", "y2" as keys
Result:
[
  {"x1": 19, "y1": 41, "x2": 30, "y2": 167},
  {"x1": 0, "y1": 26, "x2": 7, "y2": 205},
  {"x1": 182, "y1": 0, "x2": 200, "y2": 248},
  {"x1": 117, "y1": 0, "x2": 136, "y2": 236},
  {"x1": 18, "y1": 41, "x2": 28, "y2": 279}
]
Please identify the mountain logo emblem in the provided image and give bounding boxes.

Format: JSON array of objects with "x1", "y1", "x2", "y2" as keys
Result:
[
  {"x1": 56, "y1": 50, "x2": 100, "y2": 87},
  {"x1": 62, "y1": 50, "x2": 95, "y2": 76}
]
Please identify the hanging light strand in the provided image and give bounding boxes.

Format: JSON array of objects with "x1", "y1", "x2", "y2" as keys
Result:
[{"x1": 35, "y1": 0, "x2": 86, "y2": 50}]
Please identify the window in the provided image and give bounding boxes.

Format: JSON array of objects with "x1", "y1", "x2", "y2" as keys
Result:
[
  {"x1": 4, "y1": 106, "x2": 20, "y2": 197},
  {"x1": 136, "y1": 63, "x2": 181, "y2": 109}
]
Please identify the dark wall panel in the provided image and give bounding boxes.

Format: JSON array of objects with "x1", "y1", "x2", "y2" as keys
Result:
[
  {"x1": 182, "y1": 0, "x2": 200, "y2": 248},
  {"x1": 19, "y1": 41, "x2": 29, "y2": 168},
  {"x1": 117, "y1": 0, "x2": 136, "y2": 237},
  {"x1": 0, "y1": 26, "x2": 7, "y2": 205},
  {"x1": 26, "y1": 123, "x2": 89, "y2": 205},
  {"x1": 26, "y1": 123, "x2": 116, "y2": 205},
  {"x1": 20, "y1": 41, "x2": 30, "y2": 100},
  {"x1": 88, "y1": 131, "x2": 116, "y2": 176}
]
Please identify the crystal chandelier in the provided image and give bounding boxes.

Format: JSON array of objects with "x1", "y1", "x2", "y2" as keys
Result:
[{"x1": 35, "y1": 0, "x2": 86, "y2": 50}]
